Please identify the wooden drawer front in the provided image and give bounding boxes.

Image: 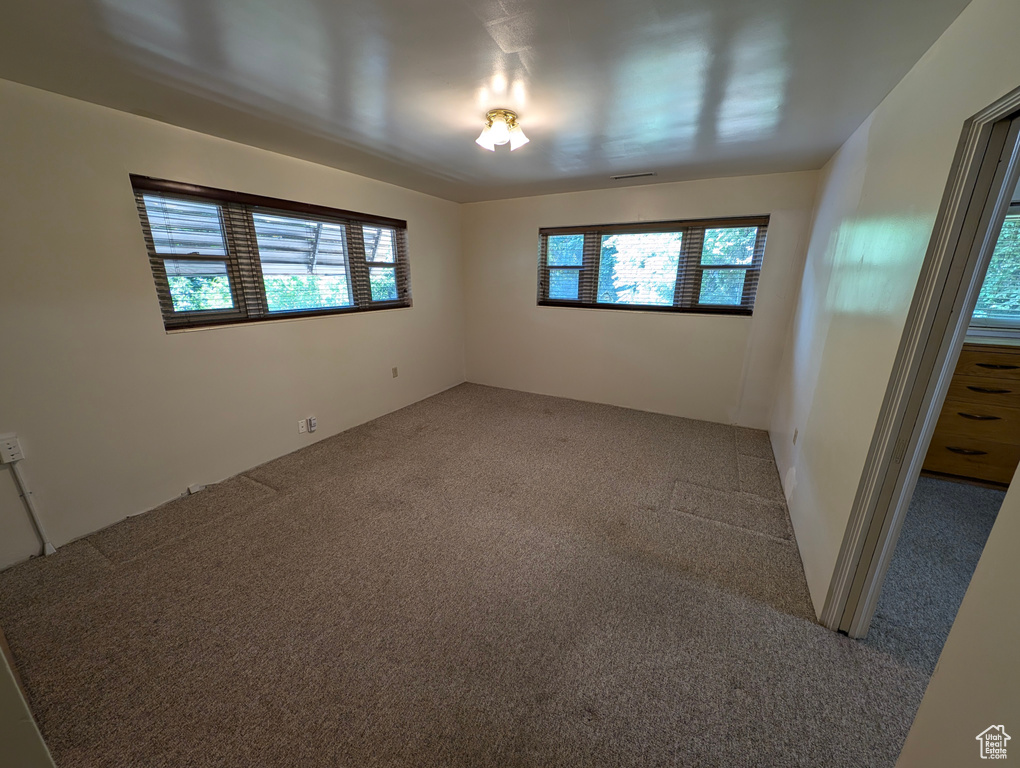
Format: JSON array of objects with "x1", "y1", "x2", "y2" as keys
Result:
[
  {"x1": 933, "y1": 398, "x2": 1020, "y2": 443},
  {"x1": 948, "y1": 375, "x2": 1020, "y2": 409},
  {"x1": 924, "y1": 433, "x2": 1020, "y2": 485},
  {"x1": 956, "y1": 346, "x2": 1020, "y2": 381}
]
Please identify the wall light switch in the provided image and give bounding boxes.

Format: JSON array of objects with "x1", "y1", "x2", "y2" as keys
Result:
[
  {"x1": 392, "y1": 367, "x2": 399, "y2": 378},
  {"x1": 307, "y1": 416, "x2": 317, "y2": 433},
  {"x1": 298, "y1": 419, "x2": 307, "y2": 434}
]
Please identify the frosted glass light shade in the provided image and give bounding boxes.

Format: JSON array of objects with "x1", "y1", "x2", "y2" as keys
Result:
[
  {"x1": 509, "y1": 125, "x2": 530, "y2": 151},
  {"x1": 475, "y1": 128, "x2": 495, "y2": 151}
]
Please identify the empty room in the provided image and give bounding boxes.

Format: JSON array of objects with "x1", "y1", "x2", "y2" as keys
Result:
[{"x1": 1, "y1": 0, "x2": 1018, "y2": 767}]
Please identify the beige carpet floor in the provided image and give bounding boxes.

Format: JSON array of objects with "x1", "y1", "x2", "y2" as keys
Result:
[
  {"x1": 862, "y1": 475, "x2": 1003, "y2": 673},
  {"x1": 0, "y1": 384, "x2": 928, "y2": 767}
]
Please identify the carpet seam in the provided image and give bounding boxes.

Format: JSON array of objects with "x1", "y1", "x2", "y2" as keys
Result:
[
  {"x1": 668, "y1": 508, "x2": 798, "y2": 546},
  {"x1": 238, "y1": 474, "x2": 280, "y2": 494},
  {"x1": 84, "y1": 538, "x2": 116, "y2": 567},
  {"x1": 671, "y1": 476, "x2": 787, "y2": 508}
]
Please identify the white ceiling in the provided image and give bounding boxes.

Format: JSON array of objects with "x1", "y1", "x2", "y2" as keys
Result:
[{"x1": 0, "y1": 0, "x2": 970, "y2": 202}]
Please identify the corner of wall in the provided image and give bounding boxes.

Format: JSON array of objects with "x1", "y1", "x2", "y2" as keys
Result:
[{"x1": 0, "y1": 649, "x2": 54, "y2": 768}]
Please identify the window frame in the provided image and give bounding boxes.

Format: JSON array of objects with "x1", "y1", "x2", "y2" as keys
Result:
[
  {"x1": 537, "y1": 215, "x2": 769, "y2": 316},
  {"x1": 131, "y1": 175, "x2": 411, "y2": 330}
]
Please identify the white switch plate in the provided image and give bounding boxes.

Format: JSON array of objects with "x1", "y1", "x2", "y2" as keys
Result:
[
  {"x1": 298, "y1": 419, "x2": 307, "y2": 434},
  {"x1": 0, "y1": 433, "x2": 24, "y2": 464}
]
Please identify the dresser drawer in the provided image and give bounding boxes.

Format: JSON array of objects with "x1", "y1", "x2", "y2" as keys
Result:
[
  {"x1": 932, "y1": 398, "x2": 1020, "y2": 443},
  {"x1": 923, "y1": 433, "x2": 1020, "y2": 485},
  {"x1": 956, "y1": 346, "x2": 1020, "y2": 381},
  {"x1": 948, "y1": 375, "x2": 1020, "y2": 409}
]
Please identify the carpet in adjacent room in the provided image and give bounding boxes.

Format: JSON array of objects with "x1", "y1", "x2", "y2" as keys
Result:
[{"x1": 861, "y1": 475, "x2": 1004, "y2": 674}]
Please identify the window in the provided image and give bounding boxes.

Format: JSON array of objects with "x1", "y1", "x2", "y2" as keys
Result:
[
  {"x1": 132, "y1": 176, "x2": 411, "y2": 329},
  {"x1": 971, "y1": 204, "x2": 1020, "y2": 333},
  {"x1": 538, "y1": 216, "x2": 769, "y2": 315}
]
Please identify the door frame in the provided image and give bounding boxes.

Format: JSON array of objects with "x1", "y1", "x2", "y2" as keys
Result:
[{"x1": 820, "y1": 86, "x2": 1020, "y2": 637}]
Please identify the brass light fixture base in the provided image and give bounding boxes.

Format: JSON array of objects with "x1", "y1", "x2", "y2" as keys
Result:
[{"x1": 483, "y1": 108, "x2": 521, "y2": 130}]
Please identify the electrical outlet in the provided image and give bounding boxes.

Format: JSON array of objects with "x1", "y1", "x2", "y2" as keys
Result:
[
  {"x1": 392, "y1": 367, "x2": 399, "y2": 378},
  {"x1": 0, "y1": 433, "x2": 24, "y2": 464},
  {"x1": 298, "y1": 419, "x2": 307, "y2": 434},
  {"x1": 307, "y1": 416, "x2": 317, "y2": 433},
  {"x1": 793, "y1": 429, "x2": 799, "y2": 445}
]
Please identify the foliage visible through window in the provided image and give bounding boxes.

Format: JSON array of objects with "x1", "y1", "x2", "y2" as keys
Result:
[
  {"x1": 164, "y1": 260, "x2": 234, "y2": 312},
  {"x1": 598, "y1": 232, "x2": 681, "y2": 305},
  {"x1": 538, "y1": 217, "x2": 768, "y2": 314},
  {"x1": 132, "y1": 176, "x2": 410, "y2": 329},
  {"x1": 972, "y1": 211, "x2": 1020, "y2": 329},
  {"x1": 365, "y1": 226, "x2": 399, "y2": 301},
  {"x1": 252, "y1": 211, "x2": 353, "y2": 313},
  {"x1": 699, "y1": 227, "x2": 758, "y2": 306},
  {"x1": 547, "y1": 235, "x2": 583, "y2": 300}
]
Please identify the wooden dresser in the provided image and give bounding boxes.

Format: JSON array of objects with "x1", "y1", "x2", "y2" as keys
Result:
[{"x1": 923, "y1": 342, "x2": 1020, "y2": 486}]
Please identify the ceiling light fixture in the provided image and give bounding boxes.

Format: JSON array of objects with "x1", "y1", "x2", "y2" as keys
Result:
[{"x1": 476, "y1": 109, "x2": 529, "y2": 152}]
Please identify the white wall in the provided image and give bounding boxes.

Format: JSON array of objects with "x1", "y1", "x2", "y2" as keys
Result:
[
  {"x1": 770, "y1": 0, "x2": 1020, "y2": 613},
  {"x1": 461, "y1": 173, "x2": 819, "y2": 428},
  {"x1": 0, "y1": 79, "x2": 466, "y2": 569},
  {"x1": 895, "y1": 465, "x2": 1020, "y2": 766},
  {"x1": 0, "y1": 652, "x2": 53, "y2": 768}
]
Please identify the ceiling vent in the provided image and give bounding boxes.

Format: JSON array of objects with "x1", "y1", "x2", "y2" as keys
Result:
[{"x1": 610, "y1": 172, "x2": 657, "y2": 181}]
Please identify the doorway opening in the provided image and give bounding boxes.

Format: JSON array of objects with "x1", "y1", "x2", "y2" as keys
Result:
[
  {"x1": 821, "y1": 87, "x2": 1020, "y2": 644},
  {"x1": 859, "y1": 193, "x2": 1020, "y2": 668}
]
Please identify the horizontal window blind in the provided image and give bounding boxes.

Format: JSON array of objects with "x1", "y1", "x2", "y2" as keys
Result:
[
  {"x1": 538, "y1": 216, "x2": 769, "y2": 315},
  {"x1": 252, "y1": 211, "x2": 353, "y2": 313},
  {"x1": 144, "y1": 196, "x2": 228, "y2": 255},
  {"x1": 131, "y1": 176, "x2": 411, "y2": 330}
]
